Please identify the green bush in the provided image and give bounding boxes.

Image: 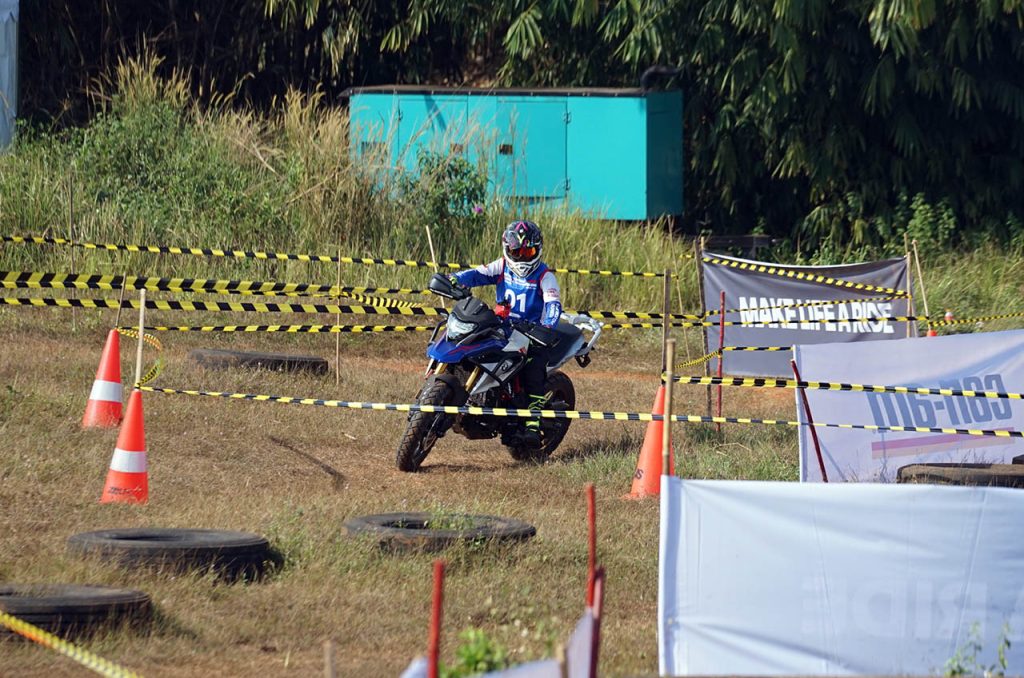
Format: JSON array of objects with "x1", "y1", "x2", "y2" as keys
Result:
[
  {"x1": 397, "y1": 150, "x2": 488, "y2": 233},
  {"x1": 441, "y1": 628, "x2": 510, "y2": 677}
]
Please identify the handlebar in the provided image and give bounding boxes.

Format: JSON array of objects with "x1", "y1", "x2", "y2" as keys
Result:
[{"x1": 428, "y1": 272, "x2": 471, "y2": 300}]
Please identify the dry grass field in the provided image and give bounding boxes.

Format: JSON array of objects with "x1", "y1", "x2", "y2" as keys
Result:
[{"x1": 0, "y1": 307, "x2": 797, "y2": 676}]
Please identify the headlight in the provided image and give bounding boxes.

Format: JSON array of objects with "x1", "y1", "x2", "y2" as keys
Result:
[{"x1": 446, "y1": 316, "x2": 475, "y2": 340}]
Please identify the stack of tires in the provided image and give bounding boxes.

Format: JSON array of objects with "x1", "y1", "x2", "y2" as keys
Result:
[{"x1": 1, "y1": 528, "x2": 273, "y2": 640}]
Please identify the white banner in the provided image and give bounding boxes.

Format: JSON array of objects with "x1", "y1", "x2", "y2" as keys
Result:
[
  {"x1": 658, "y1": 477, "x2": 1024, "y2": 676},
  {"x1": 794, "y1": 330, "x2": 1024, "y2": 482}
]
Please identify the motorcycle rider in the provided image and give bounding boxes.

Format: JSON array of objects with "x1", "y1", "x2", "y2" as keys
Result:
[{"x1": 450, "y1": 220, "x2": 561, "y2": 448}]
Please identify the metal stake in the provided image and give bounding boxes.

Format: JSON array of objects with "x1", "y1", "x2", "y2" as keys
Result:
[{"x1": 791, "y1": 359, "x2": 828, "y2": 482}]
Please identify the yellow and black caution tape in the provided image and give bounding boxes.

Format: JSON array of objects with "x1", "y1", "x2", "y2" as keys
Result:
[
  {"x1": 1, "y1": 271, "x2": 424, "y2": 308},
  {"x1": 0, "y1": 296, "x2": 445, "y2": 316},
  {"x1": 575, "y1": 309, "x2": 703, "y2": 321},
  {"x1": 132, "y1": 323, "x2": 433, "y2": 333},
  {"x1": 604, "y1": 319, "x2": 851, "y2": 329},
  {"x1": 677, "y1": 349, "x2": 721, "y2": 369},
  {"x1": 115, "y1": 327, "x2": 164, "y2": 386},
  {"x1": 605, "y1": 312, "x2": 1024, "y2": 328},
  {"x1": 6, "y1": 293, "x2": 1019, "y2": 329},
  {"x1": 675, "y1": 346, "x2": 791, "y2": 370},
  {"x1": 702, "y1": 295, "x2": 901, "y2": 318},
  {"x1": 0, "y1": 611, "x2": 142, "y2": 678},
  {"x1": 669, "y1": 374, "x2": 1024, "y2": 400},
  {"x1": 3, "y1": 234, "x2": 670, "y2": 277},
  {"x1": 575, "y1": 297, "x2": 898, "y2": 321},
  {"x1": 702, "y1": 256, "x2": 910, "y2": 298},
  {"x1": 137, "y1": 385, "x2": 1024, "y2": 438},
  {"x1": 604, "y1": 321, "x2": 694, "y2": 330},
  {"x1": 935, "y1": 311, "x2": 1024, "y2": 326}
]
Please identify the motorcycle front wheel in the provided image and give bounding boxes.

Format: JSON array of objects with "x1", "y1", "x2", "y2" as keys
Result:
[{"x1": 396, "y1": 378, "x2": 455, "y2": 472}]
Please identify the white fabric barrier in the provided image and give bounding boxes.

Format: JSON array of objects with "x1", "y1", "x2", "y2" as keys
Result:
[
  {"x1": 565, "y1": 609, "x2": 595, "y2": 678},
  {"x1": 794, "y1": 330, "x2": 1024, "y2": 482},
  {"x1": 399, "y1": 656, "x2": 428, "y2": 678},
  {"x1": 658, "y1": 477, "x2": 1024, "y2": 676}
]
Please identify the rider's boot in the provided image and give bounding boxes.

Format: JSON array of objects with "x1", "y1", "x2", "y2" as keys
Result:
[{"x1": 521, "y1": 394, "x2": 546, "y2": 448}]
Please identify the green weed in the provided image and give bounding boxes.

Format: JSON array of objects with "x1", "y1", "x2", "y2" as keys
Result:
[{"x1": 441, "y1": 628, "x2": 510, "y2": 677}]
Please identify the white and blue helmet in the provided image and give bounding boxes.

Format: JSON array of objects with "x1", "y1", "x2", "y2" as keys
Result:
[{"x1": 501, "y1": 220, "x2": 543, "y2": 277}]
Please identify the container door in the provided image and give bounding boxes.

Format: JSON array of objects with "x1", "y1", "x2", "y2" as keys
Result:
[
  {"x1": 494, "y1": 98, "x2": 567, "y2": 200},
  {"x1": 396, "y1": 94, "x2": 469, "y2": 173},
  {"x1": 349, "y1": 93, "x2": 401, "y2": 166}
]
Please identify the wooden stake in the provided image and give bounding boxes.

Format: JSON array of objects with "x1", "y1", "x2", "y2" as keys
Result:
[
  {"x1": 323, "y1": 640, "x2": 336, "y2": 678},
  {"x1": 695, "y1": 237, "x2": 711, "y2": 419},
  {"x1": 912, "y1": 239, "x2": 932, "y2": 329},
  {"x1": 425, "y1": 225, "x2": 446, "y2": 310},
  {"x1": 663, "y1": 339, "x2": 676, "y2": 478},
  {"x1": 715, "y1": 290, "x2": 726, "y2": 434},
  {"x1": 134, "y1": 290, "x2": 146, "y2": 387},
  {"x1": 903, "y1": 233, "x2": 913, "y2": 338},
  {"x1": 335, "y1": 248, "x2": 342, "y2": 387},
  {"x1": 67, "y1": 173, "x2": 77, "y2": 332},
  {"x1": 661, "y1": 269, "x2": 671, "y2": 372},
  {"x1": 113, "y1": 272, "x2": 128, "y2": 329},
  {"x1": 675, "y1": 256, "x2": 692, "y2": 364}
]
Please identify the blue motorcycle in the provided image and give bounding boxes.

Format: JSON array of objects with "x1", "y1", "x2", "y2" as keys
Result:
[{"x1": 395, "y1": 274, "x2": 602, "y2": 472}]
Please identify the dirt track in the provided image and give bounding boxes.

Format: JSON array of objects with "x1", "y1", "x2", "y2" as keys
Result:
[{"x1": 0, "y1": 314, "x2": 797, "y2": 676}]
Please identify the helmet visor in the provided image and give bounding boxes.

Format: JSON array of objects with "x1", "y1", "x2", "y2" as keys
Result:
[{"x1": 505, "y1": 245, "x2": 538, "y2": 262}]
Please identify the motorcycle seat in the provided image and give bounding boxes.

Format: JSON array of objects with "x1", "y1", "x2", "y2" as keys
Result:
[{"x1": 545, "y1": 322, "x2": 584, "y2": 368}]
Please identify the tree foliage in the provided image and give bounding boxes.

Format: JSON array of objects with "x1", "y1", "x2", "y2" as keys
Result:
[{"x1": 17, "y1": 0, "x2": 1024, "y2": 247}]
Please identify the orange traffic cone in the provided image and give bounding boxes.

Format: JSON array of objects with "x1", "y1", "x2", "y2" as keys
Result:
[
  {"x1": 625, "y1": 385, "x2": 674, "y2": 499},
  {"x1": 100, "y1": 389, "x2": 148, "y2": 504},
  {"x1": 82, "y1": 329, "x2": 123, "y2": 428}
]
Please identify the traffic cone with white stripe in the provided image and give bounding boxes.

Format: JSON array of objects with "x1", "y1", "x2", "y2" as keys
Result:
[
  {"x1": 625, "y1": 385, "x2": 674, "y2": 499},
  {"x1": 100, "y1": 389, "x2": 148, "y2": 504},
  {"x1": 82, "y1": 329, "x2": 123, "y2": 428}
]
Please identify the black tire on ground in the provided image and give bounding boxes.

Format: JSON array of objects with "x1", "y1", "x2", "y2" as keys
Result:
[
  {"x1": 507, "y1": 370, "x2": 576, "y2": 463},
  {"x1": 896, "y1": 463, "x2": 1024, "y2": 488},
  {"x1": 344, "y1": 512, "x2": 536, "y2": 553},
  {"x1": 66, "y1": 529, "x2": 273, "y2": 581},
  {"x1": 0, "y1": 584, "x2": 151, "y2": 638},
  {"x1": 396, "y1": 379, "x2": 454, "y2": 472},
  {"x1": 188, "y1": 348, "x2": 329, "y2": 375},
  {"x1": 1013, "y1": 454, "x2": 1024, "y2": 465}
]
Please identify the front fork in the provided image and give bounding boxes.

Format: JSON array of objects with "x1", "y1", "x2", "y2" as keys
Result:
[{"x1": 423, "y1": 361, "x2": 481, "y2": 392}]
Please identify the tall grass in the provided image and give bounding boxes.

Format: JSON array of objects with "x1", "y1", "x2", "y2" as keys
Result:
[
  {"x1": 0, "y1": 55, "x2": 692, "y2": 313},
  {"x1": 1, "y1": 53, "x2": 1022, "y2": 323}
]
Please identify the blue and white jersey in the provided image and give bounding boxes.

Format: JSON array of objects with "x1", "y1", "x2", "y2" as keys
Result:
[{"x1": 455, "y1": 259, "x2": 562, "y2": 327}]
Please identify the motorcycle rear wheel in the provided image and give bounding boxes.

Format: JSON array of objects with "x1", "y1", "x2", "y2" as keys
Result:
[
  {"x1": 396, "y1": 379, "x2": 455, "y2": 472},
  {"x1": 506, "y1": 370, "x2": 576, "y2": 463}
]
